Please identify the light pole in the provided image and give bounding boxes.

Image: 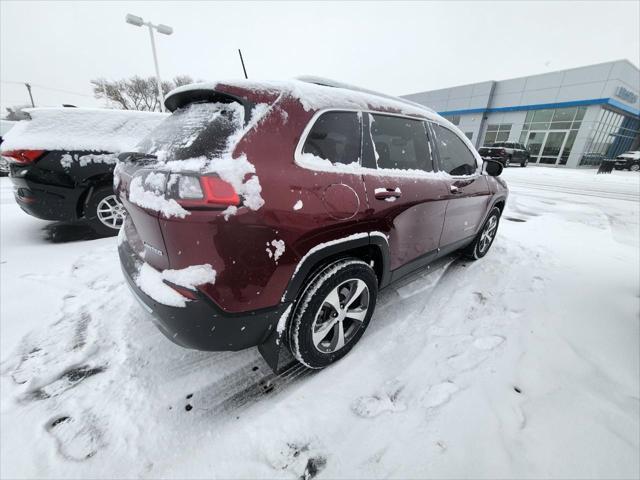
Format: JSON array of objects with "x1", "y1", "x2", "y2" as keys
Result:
[{"x1": 125, "y1": 14, "x2": 173, "y2": 112}]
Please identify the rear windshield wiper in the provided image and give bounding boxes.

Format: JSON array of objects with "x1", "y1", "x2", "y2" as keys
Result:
[{"x1": 118, "y1": 151, "x2": 158, "y2": 162}]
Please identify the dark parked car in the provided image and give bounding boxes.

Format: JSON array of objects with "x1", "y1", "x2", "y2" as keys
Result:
[
  {"x1": 613, "y1": 151, "x2": 640, "y2": 171},
  {"x1": 1, "y1": 108, "x2": 165, "y2": 235},
  {"x1": 478, "y1": 141, "x2": 530, "y2": 167},
  {"x1": 116, "y1": 79, "x2": 508, "y2": 372}
]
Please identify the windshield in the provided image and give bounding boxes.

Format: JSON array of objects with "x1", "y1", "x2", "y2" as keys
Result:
[{"x1": 135, "y1": 101, "x2": 244, "y2": 161}]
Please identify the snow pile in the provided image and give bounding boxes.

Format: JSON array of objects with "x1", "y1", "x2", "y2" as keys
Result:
[
  {"x1": 128, "y1": 176, "x2": 188, "y2": 219},
  {"x1": 293, "y1": 200, "x2": 303, "y2": 210},
  {"x1": 135, "y1": 262, "x2": 216, "y2": 308},
  {"x1": 1, "y1": 108, "x2": 167, "y2": 153},
  {"x1": 161, "y1": 264, "x2": 217, "y2": 290}
]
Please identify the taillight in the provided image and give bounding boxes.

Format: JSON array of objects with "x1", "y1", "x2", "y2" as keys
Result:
[
  {"x1": 2, "y1": 150, "x2": 45, "y2": 165},
  {"x1": 175, "y1": 175, "x2": 240, "y2": 208},
  {"x1": 499, "y1": 149, "x2": 507, "y2": 157}
]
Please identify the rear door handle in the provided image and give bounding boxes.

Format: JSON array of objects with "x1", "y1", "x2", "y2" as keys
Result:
[{"x1": 374, "y1": 187, "x2": 402, "y2": 201}]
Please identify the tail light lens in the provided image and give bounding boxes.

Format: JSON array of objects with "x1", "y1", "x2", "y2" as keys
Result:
[
  {"x1": 175, "y1": 175, "x2": 240, "y2": 208},
  {"x1": 132, "y1": 171, "x2": 240, "y2": 210},
  {"x1": 2, "y1": 150, "x2": 45, "y2": 165}
]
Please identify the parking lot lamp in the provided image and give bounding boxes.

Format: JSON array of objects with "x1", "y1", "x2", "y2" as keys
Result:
[{"x1": 125, "y1": 14, "x2": 173, "y2": 112}]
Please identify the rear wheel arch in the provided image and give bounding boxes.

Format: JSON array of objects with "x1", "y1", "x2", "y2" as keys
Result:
[
  {"x1": 282, "y1": 235, "x2": 391, "y2": 304},
  {"x1": 77, "y1": 173, "x2": 115, "y2": 218}
]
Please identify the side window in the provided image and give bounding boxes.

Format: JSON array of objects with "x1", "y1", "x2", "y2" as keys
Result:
[
  {"x1": 302, "y1": 112, "x2": 361, "y2": 165},
  {"x1": 432, "y1": 123, "x2": 479, "y2": 176},
  {"x1": 369, "y1": 114, "x2": 433, "y2": 172}
]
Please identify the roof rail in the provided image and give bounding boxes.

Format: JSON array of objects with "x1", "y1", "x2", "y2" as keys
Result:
[{"x1": 295, "y1": 75, "x2": 434, "y2": 113}]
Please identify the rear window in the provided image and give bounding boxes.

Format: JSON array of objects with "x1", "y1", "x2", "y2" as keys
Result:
[{"x1": 135, "y1": 102, "x2": 244, "y2": 160}]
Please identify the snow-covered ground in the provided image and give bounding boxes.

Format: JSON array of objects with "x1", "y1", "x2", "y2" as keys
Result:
[{"x1": 1, "y1": 166, "x2": 638, "y2": 479}]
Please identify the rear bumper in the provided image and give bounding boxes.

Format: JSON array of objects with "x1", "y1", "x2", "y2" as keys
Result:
[
  {"x1": 8, "y1": 175, "x2": 78, "y2": 221},
  {"x1": 118, "y1": 239, "x2": 291, "y2": 352}
]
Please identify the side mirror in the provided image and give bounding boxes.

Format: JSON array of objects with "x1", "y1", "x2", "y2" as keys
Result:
[{"x1": 483, "y1": 159, "x2": 503, "y2": 177}]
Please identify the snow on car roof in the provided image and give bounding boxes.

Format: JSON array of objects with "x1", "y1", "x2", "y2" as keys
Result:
[
  {"x1": 166, "y1": 79, "x2": 443, "y2": 122},
  {"x1": 1, "y1": 107, "x2": 168, "y2": 153}
]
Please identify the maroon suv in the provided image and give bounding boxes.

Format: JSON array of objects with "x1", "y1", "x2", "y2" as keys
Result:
[{"x1": 115, "y1": 79, "x2": 508, "y2": 372}]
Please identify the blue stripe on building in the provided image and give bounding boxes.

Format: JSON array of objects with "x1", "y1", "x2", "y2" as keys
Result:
[{"x1": 438, "y1": 98, "x2": 640, "y2": 118}]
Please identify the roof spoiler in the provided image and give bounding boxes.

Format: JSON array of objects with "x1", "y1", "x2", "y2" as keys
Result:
[{"x1": 164, "y1": 88, "x2": 254, "y2": 124}]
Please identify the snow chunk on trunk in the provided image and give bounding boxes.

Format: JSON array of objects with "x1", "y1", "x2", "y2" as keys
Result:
[{"x1": 135, "y1": 262, "x2": 216, "y2": 308}]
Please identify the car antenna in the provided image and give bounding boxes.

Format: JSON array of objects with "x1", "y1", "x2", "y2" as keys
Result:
[{"x1": 238, "y1": 49, "x2": 248, "y2": 79}]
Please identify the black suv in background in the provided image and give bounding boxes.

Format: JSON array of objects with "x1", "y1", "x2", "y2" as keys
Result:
[
  {"x1": 1, "y1": 108, "x2": 165, "y2": 235},
  {"x1": 478, "y1": 142, "x2": 530, "y2": 167}
]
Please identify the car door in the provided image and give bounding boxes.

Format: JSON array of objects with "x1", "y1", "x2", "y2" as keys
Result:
[
  {"x1": 361, "y1": 113, "x2": 448, "y2": 274},
  {"x1": 429, "y1": 122, "x2": 492, "y2": 247}
]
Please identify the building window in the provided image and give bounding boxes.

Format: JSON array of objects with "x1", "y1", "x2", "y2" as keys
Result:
[
  {"x1": 444, "y1": 115, "x2": 460, "y2": 126},
  {"x1": 580, "y1": 108, "x2": 640, "y2": 166},
  {"x1": 483, "y1": 124, "x2": 512, "y2": 145}
]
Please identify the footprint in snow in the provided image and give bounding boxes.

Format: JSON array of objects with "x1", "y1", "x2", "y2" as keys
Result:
[
  {"x1": 266, "y1": 442, "x2": 327, "y2": 480},
  {"x1": 21, "y1": 365, "x2": 106, "y2": 403},
  {"x1": 473, "y1": 335, "x2": 505, "y2": 351},
  {"x1": 46, "y1": 414, "x2": 103, "y2": 461},
  {"x1": 351, "y1": 380, "x2": 406, "y2": 418},
  {"x1": 420, "y1": 381, "x2": 459, "y2": 409}
]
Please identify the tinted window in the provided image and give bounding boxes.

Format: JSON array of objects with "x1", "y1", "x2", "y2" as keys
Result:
[
  {"x1": 136, "y1": 102, "x2": 244, "y2": 160},
  {"x1": 302, "y1": 112, "x2": 361, "y2": 165},
  {"x1": 432, "y1": 124, "x2": 478, "y2": 176},
  {"x1": 370, "y1": 114, "x2": 432, "y2": 172}
]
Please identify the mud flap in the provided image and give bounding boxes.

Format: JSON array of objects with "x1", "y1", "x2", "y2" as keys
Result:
[{"x1": 258, "y1": 324, "x2": 297, "y2": 374}]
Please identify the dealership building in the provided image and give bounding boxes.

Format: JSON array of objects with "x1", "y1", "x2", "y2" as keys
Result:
[{"x1": 403, "y1": 59, "x2": 640, "y2": 168}]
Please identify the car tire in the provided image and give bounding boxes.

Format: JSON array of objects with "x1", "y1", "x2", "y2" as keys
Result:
[
  {"x1": 630, "y1": 163, "x2": 640, "y2": 172},
  {"x1": 505, "y1": 157, "x2": 511, "y2": 168},
  {"x1": 289, "y1": 258, "x2": 378, "y2": 369},
  {"x1": 521, "y1": 158, "x2": 529, "y2": 167},
  {"x1": 463, "y1": 207, "x2": 502, "y2": 260},
  {"x1": 85, "y1": 185, "x2": 126, "y2": 236}
]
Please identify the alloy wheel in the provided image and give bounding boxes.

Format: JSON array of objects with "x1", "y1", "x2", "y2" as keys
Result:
[
  {"x1": 96, "y1": 194, "x2": 126, "y2": 230},
  {"x1": 312, "y1": 279, "x2": 370, "y2": 354},
  {"x1": 631, "y1": 164, "x2": 639, "y2": 172},
  {"x1": 478, "y1": 215, "x2": 498, "y2": 254}
]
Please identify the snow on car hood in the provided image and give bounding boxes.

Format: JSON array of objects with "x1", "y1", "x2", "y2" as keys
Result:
[{"x1": 1, "y1": 107, "x2": 167, "y2": 153}]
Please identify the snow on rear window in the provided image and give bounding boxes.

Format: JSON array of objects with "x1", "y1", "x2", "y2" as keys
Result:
[
  {"x1": 136, "y1": 102, "x2": 244, "y2": 161},
  {"x1": 1, "y1": 108, "x2": 166, "y2": 153}
]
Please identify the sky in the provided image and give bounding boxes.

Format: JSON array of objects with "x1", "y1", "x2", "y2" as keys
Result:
[{"x1": 1, "y1": 0, "x2": 639, "y2": 111}]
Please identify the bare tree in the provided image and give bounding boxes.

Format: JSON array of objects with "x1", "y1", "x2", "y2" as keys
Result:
[{"x1": 91, "y1": 75, "x2": 195, "y2": 111}]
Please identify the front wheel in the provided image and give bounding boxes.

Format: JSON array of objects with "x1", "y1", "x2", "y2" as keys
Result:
[
  {"x1": 630, "y1": 163, "x2": 640, "y2": 172},
  {"x1": 85, "y1": 186, "x2": 126, "y2": 236},
  {"x1": 289, "y1": 259, "x2": 378, "y2": 369},
  {"x1": 464, "y1": 207, "x2": 501, "y2": 260},
  {"x1": 521, "y1": 158, "x2": 529, "y2": 167}
]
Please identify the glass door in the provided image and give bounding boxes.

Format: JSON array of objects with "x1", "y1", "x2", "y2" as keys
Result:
[
  {"x1": 526, "y1": 131, "x2": 546, "y2": 162},
  {"x1": 539, "y1": 131, "x2": 568, "y2": 165},
  {"x1": 525, "y1": 130, "x2": 571, "y2": 165}
]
